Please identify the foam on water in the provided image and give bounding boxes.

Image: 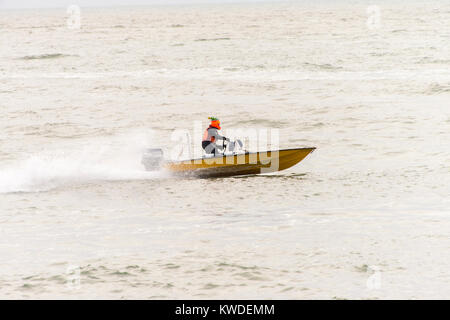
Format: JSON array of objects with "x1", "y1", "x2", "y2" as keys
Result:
[{"x1": 0, "y1": 131, "x2": 166, "y2": 193}]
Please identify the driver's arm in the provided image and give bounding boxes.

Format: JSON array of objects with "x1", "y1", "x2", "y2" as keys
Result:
[{"x1": 209, "y1": 128, "x2": 229, "y2": 141}]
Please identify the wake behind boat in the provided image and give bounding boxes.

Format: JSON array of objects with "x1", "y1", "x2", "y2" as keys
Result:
[{"x1": 142, "y1": 147, "x2": 315, "y2": 178}]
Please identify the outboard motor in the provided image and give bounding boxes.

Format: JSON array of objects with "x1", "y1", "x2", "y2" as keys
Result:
[{"x1": 141, "y1": 148, "x2": 164, "y2": 171}]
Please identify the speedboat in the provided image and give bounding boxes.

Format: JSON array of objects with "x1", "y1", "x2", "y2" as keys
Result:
[{"x1": 142, "y1": 143, "x2": 315, "y2": 178}]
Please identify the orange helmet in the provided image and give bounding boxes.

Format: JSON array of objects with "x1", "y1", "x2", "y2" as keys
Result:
[{"x1": 209, "y1": 117, "x2": 221, "y2": 130}]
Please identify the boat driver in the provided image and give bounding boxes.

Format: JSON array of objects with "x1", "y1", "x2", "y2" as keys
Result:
[{"x1": 202, "y1": 117, "x2": 230, "y2": 155}]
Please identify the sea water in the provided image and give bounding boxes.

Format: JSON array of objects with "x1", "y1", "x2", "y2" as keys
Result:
[{"x1": 0, "y1": 1, "x2": 449, "y2": 299}]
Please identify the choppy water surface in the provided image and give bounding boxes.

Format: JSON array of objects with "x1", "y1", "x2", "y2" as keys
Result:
[{"x1": 0, "y1": 1, "x2": 449, "y2": 299}]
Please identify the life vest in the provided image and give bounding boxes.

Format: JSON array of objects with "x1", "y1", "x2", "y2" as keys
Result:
[{"x1": 202, "y1": 127, "x2": 216, "y2": 143}]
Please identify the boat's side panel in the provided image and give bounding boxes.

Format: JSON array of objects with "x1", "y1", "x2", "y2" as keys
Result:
[
  {"x1": 163, "y1": 147, "x2": 315, "y2": 177},
  {"x1": 276, "y1": 148, "x2": 314, "y2": 171}
]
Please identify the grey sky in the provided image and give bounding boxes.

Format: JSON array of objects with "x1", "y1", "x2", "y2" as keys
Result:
[
  {"x1": 0, "y1": 0, "x2": 414, "y2": 9},
  {"x1": 0, "y1": 0, "x2": 279, "y2": 9}
]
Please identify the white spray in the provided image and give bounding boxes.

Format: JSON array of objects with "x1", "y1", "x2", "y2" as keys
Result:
[{"x1": 0, "y1": 130, "x2": 167, "y2": 193}]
